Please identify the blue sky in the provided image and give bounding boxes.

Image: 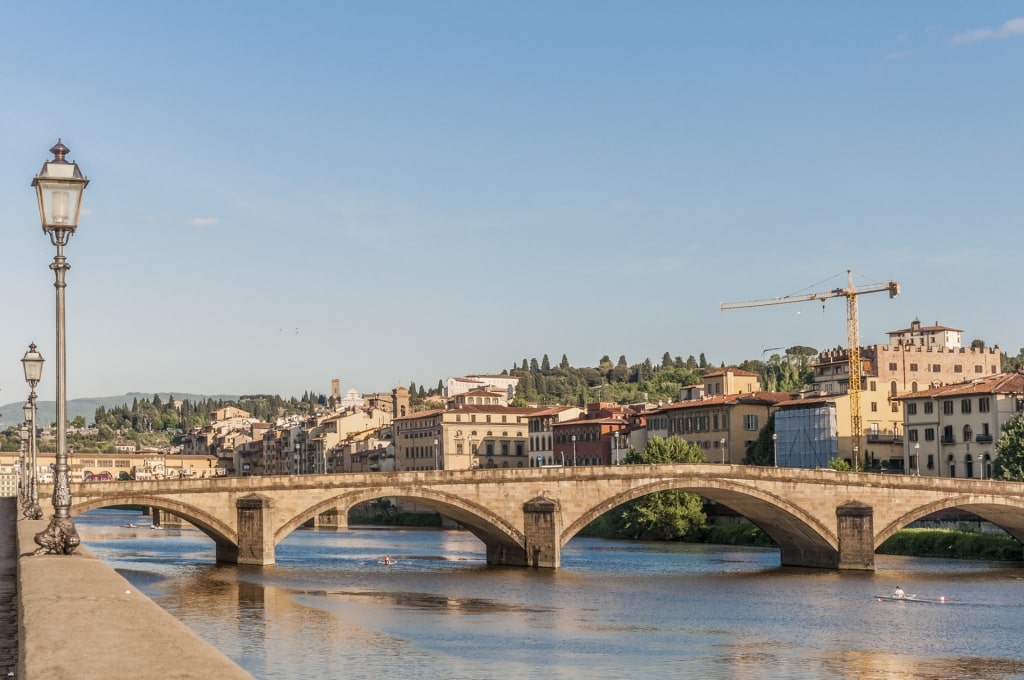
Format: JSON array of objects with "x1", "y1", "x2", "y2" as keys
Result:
[{"x1": 1, "y1": 3, "x2": 1022, "y2": 402}]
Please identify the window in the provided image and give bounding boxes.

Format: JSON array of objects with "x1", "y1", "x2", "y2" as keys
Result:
[
  {"x1": 888, "y1": 362, "x2": 898, "y2": 371},
  {"x1": 871, "y1": 402, "x2": 878, "y2": 412},
  {"x1": 892, "y1": 403, "x2": 899, "y2": 413},
  {"x1": 933, "y1": 364, "x2": 941, "y2": 372},
  {"x1": 890, "y1": 381, "x2": 898, "y2": 397},
  {"x1": 975, "y1": 365, "x2": 983, "y2": 374},
  {"x1": 979, "y1": 397, "x2": 990, "y2": 413},
  {"x1": 961, "y1": 399, "x2": 971, "y2": 414},
  {"x1": 911, "y1": 381, "x2": 918, "y2": 393},
  {"x1": 924, "y1": 402, "x2": 934, "y2": 415},
  {"x1": 954, "y1": 365, "x2": 963, "y2": 374},
  {"x1": 870, "y1": 381, "x2": 877, "y2": 391},
  {"x1": 907, "y1": 403, "x2": 917, "y2": 415},
  {"x1": 743, "y1": 414, "x2": 759, "y2": 431},
  {"x1": 908, "y1": 429, "x2": 919, "y2": 442},
  {"x1": 943, "y1": 400, "x2": 953, "y2": 415},
  {"x1": 909, "y1": 363, "x2": 918, "y2": 371},
  {"x1": 927, "y1": 454, "x2": 934, "y2": 469}
]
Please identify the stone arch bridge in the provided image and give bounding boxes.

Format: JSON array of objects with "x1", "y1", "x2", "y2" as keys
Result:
[{"x1": 70, "y1": 465, "x2": 1024, "y2": 570}]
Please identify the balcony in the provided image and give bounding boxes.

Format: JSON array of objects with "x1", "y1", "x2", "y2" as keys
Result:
[
  {"x1": 867, "y1": 433, "x2": 903, "y2": 444},
  {"x1": 975, "y1": 434, "x2": 994, "y2": 444},
  {"x1": 940, "y1": 436, "x2": 956, "y2": 445}
]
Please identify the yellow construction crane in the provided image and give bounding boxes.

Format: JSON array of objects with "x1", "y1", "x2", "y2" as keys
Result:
[{"x1": 721, "y1": 270, "x2": 899, "y2": 470}]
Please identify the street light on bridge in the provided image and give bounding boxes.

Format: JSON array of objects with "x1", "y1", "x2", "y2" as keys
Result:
[
  {"x1": 571, "y1": 434, "x2": 577, "y2": 467},
  {"x1": 720, "y1": 437, "x2": 727, "y2": 465},
  {"x1": 31, "y1": 140, "x2": 88, "y2": 555},
  {"x1": 772, "y1": 432, "x2": 778, "y2": 467},
  {"x1": 20, "y1": 346, "x2": 44, "y2": 521}
]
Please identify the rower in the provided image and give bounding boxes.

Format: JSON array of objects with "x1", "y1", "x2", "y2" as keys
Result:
[{"x1": 893, "y1": 586, "x2": 906, "y2": 599}]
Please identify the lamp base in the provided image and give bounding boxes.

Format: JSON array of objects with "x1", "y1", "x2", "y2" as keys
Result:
[
  {"x1": 33, "y1": 516, "x2": 81, "y2": 555},
  {"x1": 22, "y1": 502, "x2": 43, "y2": 521}
]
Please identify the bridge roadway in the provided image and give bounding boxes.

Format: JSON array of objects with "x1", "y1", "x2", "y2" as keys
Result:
[{"x1": 70, "y1": 464, "x2": 1024, "y2": 571}]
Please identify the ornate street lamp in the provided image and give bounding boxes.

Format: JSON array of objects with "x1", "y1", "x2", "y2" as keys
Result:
[
  {"x1": 22, "y1": 345, "x2": 44, "y2": 520},
  {"x1": 17, "y1": 424, "x2": 29, "y2": 508},
  {"x1": 772, "y1": 432, "x2": 778, "y2": 467},
  {"x1": 31, "y1": 140, "x2": 88, "y2": 555}
]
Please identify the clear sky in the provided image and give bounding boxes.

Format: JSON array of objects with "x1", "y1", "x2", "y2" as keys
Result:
[{"x1": 1, "y1": 3, "x2": 1022, "y2": 403}]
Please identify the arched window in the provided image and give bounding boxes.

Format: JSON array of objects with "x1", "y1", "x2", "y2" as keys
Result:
[
  {"x1": 890, "y1": 381, "x2": 898, "y2": 397},
  {"x1": 911, "y1": 381, "x2": 918, "y2": 393},
  {"x1": 963, "y1": 425, "x2": 973, "y2": 442},
  {"x1": 984, "y1": 453, "x2": 993, "y2": 479},
  {"x1": 948, "y1": 454, "x2": 956, "y2": 478},
  {"x1": 965, "y1": 454, "x2": 974, "y2": 479}
]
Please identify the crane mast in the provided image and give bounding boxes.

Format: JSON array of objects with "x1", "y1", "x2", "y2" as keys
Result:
[{"x1": 721, "y1": 270, "x2": 899, "y2": 470}]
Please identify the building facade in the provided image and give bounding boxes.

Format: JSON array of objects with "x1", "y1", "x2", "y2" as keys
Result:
[{"x1": 896, "y1": 372, "x2": 1024, "y2": 479}]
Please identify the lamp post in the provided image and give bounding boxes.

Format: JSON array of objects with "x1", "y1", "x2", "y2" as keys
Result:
[
  {"x1": 17, "y1": 425, "x2": 29, "y2": 508},
  {"x1": 772, "y1": 432, "x2": 778, "y2": 467},
  {"x1": 433, "y1": 438, "x2": 439, "y2": 471},
  {"x1": 853, "y1": 446, "x2": 859, "y2": 472},
  {"x1": 22, "y1": 344, "x2": 44, "y2": 521},
  {"x1": 468, "y1": 435, "x2": 475, "y2": 469},
  {"x1": 32, "y1": 140, "x2": 88, "y2": 555},
  {"x1": 914, "y1": 443, "x2": 920, "y2": 476},
  {"x1": 571, "y1": 434, "x2": 577, "y2": 467},
  {"x1": 720, "y1": 437, "x2": 727, "y2": 465}
]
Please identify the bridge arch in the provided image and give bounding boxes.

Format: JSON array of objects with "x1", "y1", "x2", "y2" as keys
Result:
[
  {"x1": 278, "y1": 486, "x2": 528, "y2": 565},
  {"x1": 563, "y1": 477, "x2": 841, "y2": 569},
  {"x1": 73, "y1": 494, "x2": 239, "y2": 560},
  {"x1": 875, "y1": 494, "x2": 1024, "y2": 549}
]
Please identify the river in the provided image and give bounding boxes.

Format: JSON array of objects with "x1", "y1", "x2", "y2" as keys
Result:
[{"x1": 76, "y1": 510, "x2": 1024, "y2": 680}]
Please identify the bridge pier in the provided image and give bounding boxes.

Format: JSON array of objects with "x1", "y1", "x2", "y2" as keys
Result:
[
  {"x1": 522, "y1": 496, "x2": 562, "y2": 568},
  {"x1": 836, "y1": 502, "x2": 875, "y2": 571},
  {"x1": 151, "y1": 508, "x2": 187, "y2": 528},
  {"x1": 314, "y1": 508, "x2": 348, "y2": 529},
  {"x1": 235, "y1": 494, "x2": 275, "y2": 565}
]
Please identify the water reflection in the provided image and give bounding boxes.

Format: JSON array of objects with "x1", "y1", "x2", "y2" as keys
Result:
[{"x1": 77, "y1": 509, "x2": 1024, "y2": 680}]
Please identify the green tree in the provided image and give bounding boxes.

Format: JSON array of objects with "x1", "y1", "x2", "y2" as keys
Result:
[
  {"x1": 71, "y1": 415, "x2": 87, "y2": 429},
  {"x1": 828, "y1": 457, "x2": 852, "y2": 472},
  {"x1": 541, "y1": 354, "x2": 551, "y2": 373},
  {"x1": 615, "y1": 436, "x2": 707, "y2": 539},
  {"x1": 993, "y1": 411, "x2": 1024, "y2": 481}
]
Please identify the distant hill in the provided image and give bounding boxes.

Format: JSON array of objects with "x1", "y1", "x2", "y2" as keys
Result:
[{"x1": 0, "y1": 392, "x2": 239, "y2": 429}]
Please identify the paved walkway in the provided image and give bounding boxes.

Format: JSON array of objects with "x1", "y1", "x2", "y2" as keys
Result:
[
  {"x1": 10, "y1": 501, "x2": 251, "y2": 679},
  {"x1": 0, "y1": 497, "x2": 17, "y2": 677}
]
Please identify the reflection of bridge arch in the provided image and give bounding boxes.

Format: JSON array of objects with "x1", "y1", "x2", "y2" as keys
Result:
[
  {"x1": 564, "y1": 477, "x2": 839, "y2": 568},
  {"x1": 285, "y1": 487, "x2": 525, "y2": 560},
  {"x1": 875, "y1": 494, "x2": 1024, "y2": 549},
  {"x1": 73, "y1": 494, "x2": 241, "y2": 560}
]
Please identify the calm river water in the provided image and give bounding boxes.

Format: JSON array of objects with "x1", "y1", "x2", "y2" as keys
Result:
[{"x1": 77, "y1": 510, "x2": 1024, "y2": 680}]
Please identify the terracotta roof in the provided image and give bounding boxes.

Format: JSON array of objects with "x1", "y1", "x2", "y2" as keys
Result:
[
  {"x1": 527, "y1": 406, "x2": 579, "y2": 417},
  {"x1": 894, "y1": 372, "x2": 1024, "y2": 400},
  {"x1": 887, "y1": 321, "x2": 962, "y2": 334},
  {"x1": 774, "y1": 395, "x2": 839, "y2": 408},
  {"x1": 649, "y1": 391, "x2": 795, "y2": 414},
  {"x1": 703, "y1": 368, "x2": 760, "y2": 378}
]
